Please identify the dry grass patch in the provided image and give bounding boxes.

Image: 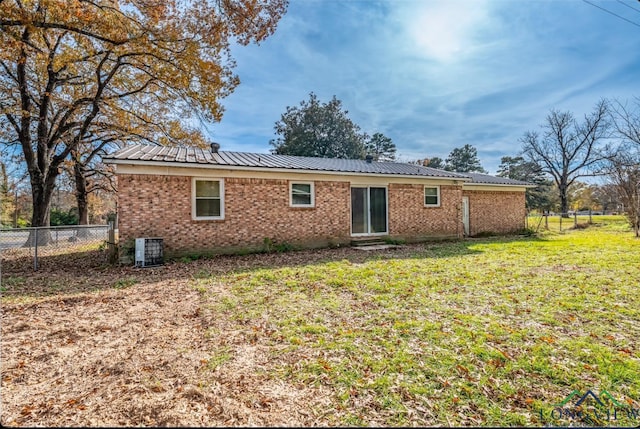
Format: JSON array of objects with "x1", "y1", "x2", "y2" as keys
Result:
[{"x1": 1, "y1": 276, "x2": 330, "y2": 426}]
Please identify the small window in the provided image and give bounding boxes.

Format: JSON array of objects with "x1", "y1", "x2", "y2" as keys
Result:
[
  {"x1": 290, "y1": 182, "x2": 315, "y2": 207},
  {"x1": 424, "y1": 186, "x2": 440, "y2": 207},
  {"x1": 193, "y1": 179, "x2": 224, "y2": 219}
]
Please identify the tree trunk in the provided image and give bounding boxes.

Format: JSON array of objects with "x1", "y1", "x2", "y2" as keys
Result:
[
  {"x1": 73, "y1": 160, "x2": 90, "y2": 238},
  {"x1": 560, "y1": 188, "x2": 570, "y2": 218},
  {"x1": 634, "y1": 194, "x2": 640, "y2": 238},
  {"x1": 26, "y1": 190, "x2": 52, "y2": 246},
  {"x1": 0, "y1": 162, "x2": 8, "y2": 226},
  {"x1": 74, "y1": 161, "x2": 89, "y2": 226},
  {"x1": 31, "y1": 195, "x2": 51, "y2": 227},
  {"x1": 13, "y1": 190, "x2": 18, "y2": 228},
  {"x1": 25, "y1": 172, "x2": 57, "y2": 246}
]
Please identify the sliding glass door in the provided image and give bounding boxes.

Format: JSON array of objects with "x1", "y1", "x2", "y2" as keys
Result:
[
  {"x1": 351, "y1": 187, "x2": 388, "y2": 235},
  {"x1": 351, "y1": 187, "x2": 369, "y2": 234}
]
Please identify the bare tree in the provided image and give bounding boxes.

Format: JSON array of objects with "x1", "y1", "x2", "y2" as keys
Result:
[
  {"x1": 605, "y1": 150, "x2": 640, "y2": 237},
  {"x1": 610, "y1": 97, "x2": 640, "y2": 150},
  {"x1": 520, "y1": 100, "x2": 610, "y2": 217},
  {"x1": 608, "y1": 97, "x2": 640, "y2": 236}
]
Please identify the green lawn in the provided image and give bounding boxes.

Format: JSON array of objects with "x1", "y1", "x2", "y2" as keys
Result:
[{"x1": 196, "y1": 217, "x2": 640, "y2": 426}]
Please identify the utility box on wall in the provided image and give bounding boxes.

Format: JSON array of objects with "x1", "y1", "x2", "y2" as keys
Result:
[{"x1": 134, "y1": 237, "x2": 164, "y2": 267}]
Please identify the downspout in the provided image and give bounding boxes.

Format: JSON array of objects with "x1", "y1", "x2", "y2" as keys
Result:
[
  {"x1": 456, "y1": 184, "x2": 462, "y2": 239},
  {"x1": 457, "y1": 201, "x2": 461, "y2": 238}
]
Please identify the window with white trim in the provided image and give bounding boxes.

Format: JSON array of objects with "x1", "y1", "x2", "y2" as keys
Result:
[
  {"x1": 290, "y1": 182, "x2": 315, "y2": 207},
  {"x1": 193, "y1": 178, "x2": 224, "y2": 219},
  {"x1": 424, "y1": 186, "x2": 440, "y2": 207}
]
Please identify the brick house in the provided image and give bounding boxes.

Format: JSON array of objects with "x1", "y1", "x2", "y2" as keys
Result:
[{"x1": 105, "y1": 145, "x2": 532, "y2": 257}]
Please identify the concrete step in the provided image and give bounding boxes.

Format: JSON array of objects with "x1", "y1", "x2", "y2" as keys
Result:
[{"x1": 351, "y1": 238, "x2": 387, "y2": 247}]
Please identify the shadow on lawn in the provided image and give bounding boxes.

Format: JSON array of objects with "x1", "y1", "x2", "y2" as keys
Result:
[{"x1": 1, "y1": 234, "x2": 545, "y2": 300}]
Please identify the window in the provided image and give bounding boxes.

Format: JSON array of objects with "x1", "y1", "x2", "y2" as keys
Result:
[
  {"x1": 290, "y1": 182, "x2": 315, "y2": 207},
  {"x1": 193, "y1": 179, "x2": 224, "y2": 219},
  {"x1": 424, "y1": 186, "x2": 440, "y2": 207}
]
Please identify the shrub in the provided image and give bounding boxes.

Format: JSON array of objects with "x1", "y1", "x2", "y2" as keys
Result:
[
  {"x1": 262, "y1": 237, "x2": 294, "y2": 253},
  {"x1": 384, "y1": 237, "x2": 406, "y2": 245},
  {"x1": 50, "y1": 208, "x2": 78, "y2": 226}
]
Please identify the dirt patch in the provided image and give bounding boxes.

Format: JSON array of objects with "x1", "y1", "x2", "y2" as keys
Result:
[{"x1": 1, "y1": 249, "x2": 353, "y2": 426}]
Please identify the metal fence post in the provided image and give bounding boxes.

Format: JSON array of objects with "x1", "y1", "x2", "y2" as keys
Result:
[
  {"x1": 559, "y1": 214, "x2": 563, "y2": 231},
  {"x1": 108, "y1": 221, "x2": 117, "y2": 264},
  {"x1": 545, "y1": 211, "x2": 549, "y2": 230},
  {"x1": 33, "y1": 227, "x2": 38, "y2": 271}
]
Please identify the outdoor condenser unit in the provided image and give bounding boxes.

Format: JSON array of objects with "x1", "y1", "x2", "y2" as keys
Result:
[{"x1": 135, "y1": 237, "x2": 164, "y2": 267}]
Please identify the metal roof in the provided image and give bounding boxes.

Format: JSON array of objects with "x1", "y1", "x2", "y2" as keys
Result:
[
  {"x1": 104, "y1": 144, "x2": 470, "y2": 179},
  {"x1": 461, "y1": 172, "x2": 533, "y2": 186},
  {"x1": 104, "y1": 145, "x2": 532, "y2": 186}
]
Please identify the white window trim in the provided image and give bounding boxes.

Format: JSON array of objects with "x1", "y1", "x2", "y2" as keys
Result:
[
  {"x1": 290, "y1": 181, "x2": 315, "y2": 208},
  {"x1": 424, "y1": 185, "x2": 441, "y2": 207},
  {"x1": 192, "y1": 177, "x2": 225, "y2": 220}
]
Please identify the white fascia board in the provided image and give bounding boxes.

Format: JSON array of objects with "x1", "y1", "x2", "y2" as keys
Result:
[{"x1": 463, "y1": 183, "x2": 533, "y2": 191}]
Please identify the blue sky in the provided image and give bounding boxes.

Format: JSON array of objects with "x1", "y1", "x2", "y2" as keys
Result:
[{"x1": 210, "y1": 0, "x2": 640, "y2": 174}]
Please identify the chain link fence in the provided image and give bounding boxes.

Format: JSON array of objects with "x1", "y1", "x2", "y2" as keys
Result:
[
  {"x1": 0, "y1": 224, "x2": 115, "y2": 270},
  {"x1": 527, "y1": 212, "x2": 626, "y2": 232}
]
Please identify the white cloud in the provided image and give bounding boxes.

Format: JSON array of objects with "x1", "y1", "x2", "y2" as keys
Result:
[{"x1": 399, "y1": 0, "x2": 493, "y2": 63}]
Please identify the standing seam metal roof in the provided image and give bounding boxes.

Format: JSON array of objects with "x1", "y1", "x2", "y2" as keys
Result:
[
  {"x1": 105, "y1": 145, "x2": 533, "y2": 186},
  {"x1": 461, "y1": 172, "x2": 532, "y2": 186},
  {"x1": 105, "y1": 145, "x2": 471, "y2": 179}
]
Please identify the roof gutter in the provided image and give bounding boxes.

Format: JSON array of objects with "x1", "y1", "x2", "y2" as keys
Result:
[{"x1": 463, "y1": 182, "x2": 537, "y2": 188}]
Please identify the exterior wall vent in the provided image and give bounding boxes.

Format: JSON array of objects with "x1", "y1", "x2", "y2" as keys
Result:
[{"x1": 135, "y1": 237, "x2": 164, "y2": 267}]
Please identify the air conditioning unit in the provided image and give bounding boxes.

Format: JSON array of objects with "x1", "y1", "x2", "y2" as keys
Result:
[{"x1": 135, "y1": 238, "x2": 163, "y2": 267}]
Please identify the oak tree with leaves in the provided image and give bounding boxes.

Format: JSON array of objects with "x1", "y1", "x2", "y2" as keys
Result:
[
  {"x1": 270, "y1": 92, "x2": 396, "y2": 160},
  {"x1": 444, "y1": 144, "x2": 487, "y2": 173},
  {"x1": 0, "y1": 0, "x2": 287, "y2": 232}
]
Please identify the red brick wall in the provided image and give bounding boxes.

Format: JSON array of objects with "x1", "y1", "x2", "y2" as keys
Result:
[
  {"x1": 116, "y1": 174, "x2": 526, "y2": 255},
  {"x1": 117, "y1": 175, "x2": 351, "y2": 255},
  {"x1": 463, "y1": 190, "x2": 526, "y2": 235},
  {"x1": 388, "y1": 184, "x2": 462, "y2": 240}
]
